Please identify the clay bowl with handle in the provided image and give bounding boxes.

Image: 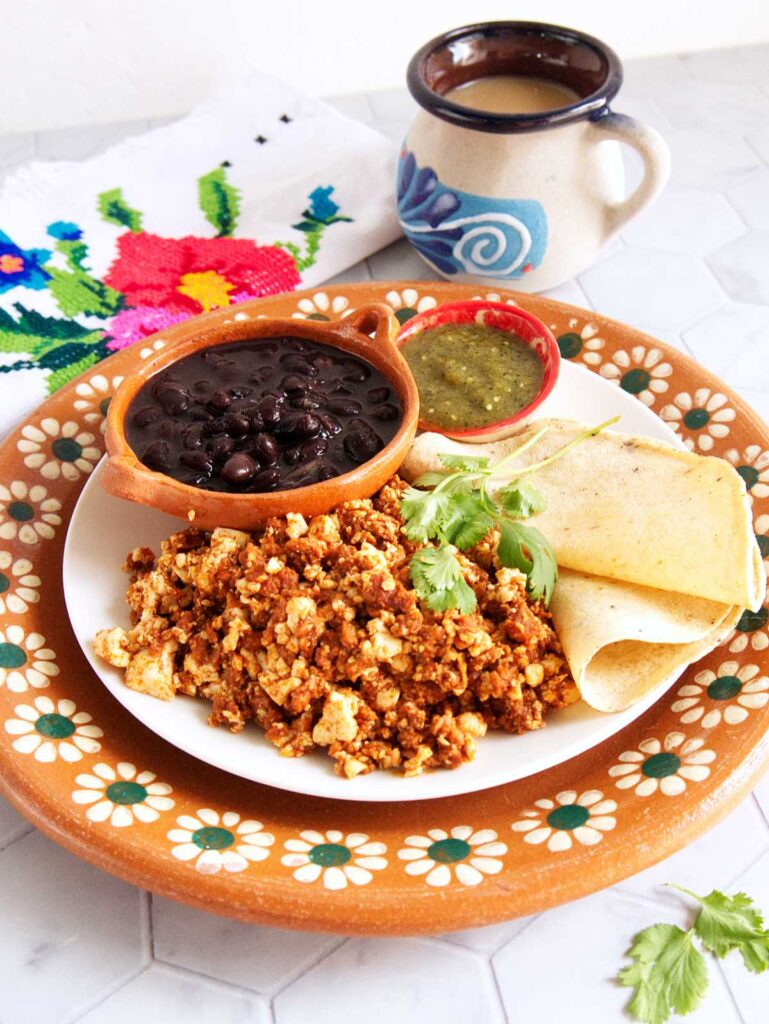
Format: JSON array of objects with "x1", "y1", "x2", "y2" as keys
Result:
[{"x1": 102, "y1": 303, "x2": 419, "y2": 529}]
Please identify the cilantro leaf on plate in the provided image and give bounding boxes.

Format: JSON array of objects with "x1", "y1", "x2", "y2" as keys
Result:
[
  {"x1": 498, "y1": 480, "x2": 546, "y2": 519},
  {"x1": 409, "y1": 546, "x2": 477, "y2": 614},
  {"x1": 439, "y1": 491, "x2": 494, "y2": 550},
  {"x1": 619, "y1": 923, "x2": 709, "y2": 1024},
  {"x1": 497, "y1": 520, "x2": 557, "y2": 603},
  {"x1": 438, "y1": 453, "x2": 491, "y2": 472},
  {"x1": 400, "y1": 486, "x2": 454, "y2": 543}
]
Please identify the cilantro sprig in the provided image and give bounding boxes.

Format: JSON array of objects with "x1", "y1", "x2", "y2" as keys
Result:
[
  {"x1": 619, "y1": 885, "x2": 769, "y2": 1024},
  {"x1": 401, "y1": 417, "x2": 617, "y2": 613}
]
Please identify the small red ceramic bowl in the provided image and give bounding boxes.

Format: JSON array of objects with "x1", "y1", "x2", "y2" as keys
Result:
[{"x1": 396, "y1": 300, "x2": 560, "y2": 442}]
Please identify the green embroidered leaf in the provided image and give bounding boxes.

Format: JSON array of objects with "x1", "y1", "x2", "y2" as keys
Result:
[
  {"x1": 291, "y1": 221, "x2": 317, "y2": 233},
  {"x1": 46, "y1": 268, "x2": 124, "y2": 319},
  {"x1": 0, "y1": 330, "x2": 42, "y2": 352},
  {"x1": 198, "y1": 168, "x2": 241, "y2": 237},
  {"x1": 46, "y1": 350, "x2": 103, "y2": 393},
  {"x1": 11, "y1": 305, "x2": 92, "y2": 339},
  {"x1": 36, "y1": 338, "x2": 106, "y2": 371},
  {"x1": 98, "y1": 188, "x2": 144, "y2": 231}
]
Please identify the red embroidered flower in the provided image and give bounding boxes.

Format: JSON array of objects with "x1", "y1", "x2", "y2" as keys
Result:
[{"x1": 104, "y1": 232, "x2": 300, "y2": 315}]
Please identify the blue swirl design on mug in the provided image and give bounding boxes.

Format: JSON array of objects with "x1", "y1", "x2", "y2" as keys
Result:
[{"x1": 396, "y1": 149, "x2": 548, "y2": 279}]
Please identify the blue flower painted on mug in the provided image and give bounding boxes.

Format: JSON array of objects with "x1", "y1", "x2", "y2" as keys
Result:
[
  {"x1": 0, "y1": 231, "x2": 51, "y2": 293},
  {"x1": 396, "y1": 148, "x2": 548, "y2": 280}
]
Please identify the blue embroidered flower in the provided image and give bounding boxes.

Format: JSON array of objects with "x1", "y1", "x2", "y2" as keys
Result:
[
  {"x1": 0, "y1": 231, "x2": 51, "y2": 293},
  {"x1": 308, "y1": 186, "x2": 340, "y2": 224},
  {"x1": 47, "y1": 221, "x2": 83, "y2": 241}
]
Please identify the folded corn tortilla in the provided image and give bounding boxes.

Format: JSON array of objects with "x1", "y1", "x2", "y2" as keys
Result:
[{"x1": 402, "y1": 420, "x2": 766, "y2": 712}]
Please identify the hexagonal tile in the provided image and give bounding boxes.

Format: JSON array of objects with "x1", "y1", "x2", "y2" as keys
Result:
[
  {"x1": 274, "y1": 938, "x2": 505, "y2": 1024},
  {"x1": 0, "y1": 830, "x2": 146, "y2": 1022},
  {"x1": 666, "y1": 129, "x2": 762, "y2": 189},
  {"x1": 152, "y1": 895, "x2": 341, "y2": 993},
  {"x1": 78, "y1": 964, "x2": 269, "y2": 1024},
  {"x1": 579, "y1": 248, "x2": 726, "y2": 333},
  {"x1": 747, "y1": 124, "x2": 769, "y2": 165},
  {"x1": 368, "y1": 237, "x2": 440, "y2": 282},
  {"x1": 621, "y1": 55, "x2": 691, "y2": 93},
  {"x1": 713, "y1": 847, "x2": 769, "y2": 1024},
  {"x1": 0, "y1": 793, "x2": 31, "y2": 847},
  {"x1": 618, "y1": 798, "x2": 769, "y2": 901},
  {"x1": 541, "y1": 278, "x2": 592, "y2": 310},
  {"x1": 753, "y1": 772, "x2": 769, "y2": 822},
  {"x1": 683, "y1": 301, "x2": 769, "y2": 385},
  {"x1": 727, "y1": 170, "x2": 769, "y2": 230},
  {"x1": 681, "y1": 44, "x2": 769, "y2": 83},
  {"x1": 709, "y1": 233, "x2": 769, "y2": 304},
  {"x1": 493, "y1": 890, "x2": 740, "y2": 1023},
  {"x1": 621, "y1": 187, "x2": 744, "y2": 256},
  {"x1": 659, "y1": 80, "x2": 769, "y2": 134},
  {"x1": 442, "y1": 913, "x2": 538, "y2": 955}
]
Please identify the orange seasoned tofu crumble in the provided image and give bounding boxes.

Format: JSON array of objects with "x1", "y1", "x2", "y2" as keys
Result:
[{"x1": 94, "y1": 477, "x2": 577, "y2": 777}]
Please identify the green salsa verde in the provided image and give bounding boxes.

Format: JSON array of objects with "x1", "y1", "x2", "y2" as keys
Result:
[{"x1": 401, "y1": 322, "x2": 544, "y2": 429}]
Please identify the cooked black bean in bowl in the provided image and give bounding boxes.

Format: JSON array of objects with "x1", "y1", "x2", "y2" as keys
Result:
[{"x1": 124, "y1": 338, "x2": 404, "y2": 492}]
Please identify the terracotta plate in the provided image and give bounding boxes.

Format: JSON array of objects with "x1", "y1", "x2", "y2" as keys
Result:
[{"x1": 1, "y1": 282, "x2": 768, "y2": 935}]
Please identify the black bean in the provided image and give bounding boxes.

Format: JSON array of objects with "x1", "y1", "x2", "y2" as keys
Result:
[
  {"x1": 317, "y1": 413, "x2": 342, "y2": 437},
  {"x1": 343, "y1": 365, "x2": 371, "y2": 383},
  {"x1": 187, "y1": 403, "x2": 214, "y2": 421},
  {"x1": 329, "y1": 380, "x2": 354, "y2": 395},
  {"x1": 142, "y1": 440, "x2": 171, "y2": 471},
  {"x1": 275, "y1": 413, "x2": 321, "y2": 442},
  {"x1": 297, "y1": 437, "x2": 329, "y2": 463},
  {"x1": 372, "y1": 402, "x2": 401, "y2": 422},
  {"x1": 317, "y1": 462, "x2": 339, "y2": 481},
  {"x1": 291, "y1": 394, "x2": 323, "y2": 411},
  {"x1": 367, "y1": 386, "x2": 390, "y2": 403},
  {"x1": 158, "y1": 385, "x2": 190, "y2": 416},
  {"x1": 327, "y1": 398, "x2": 362, "y2": 417},
  {"x1": 259, "y1": 395, "x2": 282, "y2": 426},
  {"x1": 150, "y1": 378, "x2": 176, "y2": 401},
  {"x1": 193, "y1": 379, "x2": 211, "y2": 394},
  {"x1": 343, "y1": 429, "x2": 383, "y2": 464},
  {"x1": 250, "y1": 433, "x2": 279, "y2": 465},
  {"x1": 229, "y1": 385, "x2": 253, "y2": 398},
  {"x1": 206, "y1": 434, "x2": 235, "y2": 461},
  {"x1": 179, "y1": 451, "x2": 213, "y2": 476},
  {"x1": 181, "y1": 423, "x2": 206, "y2": 450},
  {"x1": 279, "y1": 354, "x2": 316, "y2": 376},
  {"x1": 157, "y1": 419, "x2": 177, "y2": 440},
  {"x1": 132, "y1": 406, "x2": 161, "y2": 429},
  {"x1": 249, "y1": 365, "x2": 274, "y2": 384},
  {"x1": 223, "y1": 412, "x2": 250, "y2": 438},
  {"x1": 220, "y1": 452, "x2": 258, "y2": 485},
  {"x1": 280, "y1": 374, "x2": 308, "y2": 393},
  {"x1": 282, "y1": 445, "x2": 302, "y2": 467},
  {"x1": 208, "y1": 389, "x2": 231, "y2": 413},
  {"x1": 249, "y1": 466, "x2": 281, "y2": 491}
]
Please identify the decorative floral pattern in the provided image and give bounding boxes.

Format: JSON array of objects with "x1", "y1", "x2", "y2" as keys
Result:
[
  {"x1": 17, "y1": 417, "x2": 100, "y2": 480},
  {"x1": 384, "y1": 288, "x2": 437, "y2": 324},
  {"x1": 673, "y1": 661, "x2": 769, "y2": 727},
  {"x1": 398, "y1": 826, "x2": 506, "y2": 887},
  {"x1": 282, "y1": 830, "x2": 387, "y2": 889},
  {"x1": 4, "y1": 696, "x2": 102, "y2": 762},
  {"x1": 511, "y1": 790, "x2": 617, "y2": 852},
  {"x1": 0, "y1": 552, "x2": 40, "y2": 614},
  {"x1": 0, "y1": 481, "x2": 62, "y2": 544},
  {"x1": 609, "y1": 733, "x2": 715, "y2": 796},
  {"x1": 72, "y1": 762, "x2": 174, "y2": 826},
  {"x1": 754, "y1": 513, "x2": 769, "y2": 569},
  {"x1": 0, "y1": 625, "x2": 57, "y2": 692},
  {"x1": 72, "y1": 374, "x2": 125, "y2": 432},
  {"x1": 724, "y1": 445, "x2": 769, "y2": 501},
  {"x1": 660, "y1": 389, "x2": 735, "y2": 451},
  {"x1": 168, "y1": 810, "x2": 274, "y2": 874},
  {"x1": 470, "y1": 292, "x2": 518, "y2": 306},
  {"x1": 598, "y1": 346, "x2": 672, "y2": 406},
  {"x1": 291, "y1": 291, "x2": 350, "y2": 321},
  {"x1": 556, "y1": 321, "x2": 605, "y2": 366},
  {"x1": 726, "y1": 607, "x2": 769, "y2": 654}
]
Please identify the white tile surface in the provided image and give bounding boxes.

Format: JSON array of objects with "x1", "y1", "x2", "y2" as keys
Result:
[
  {"x1": 0, "y1": 831, "x2": 146, "y2": 1024},
  {"x1": 274, "y1": 938, "x2": 505, "y2": 1024},
  {"x1": 621, "y1": 187, "x2": 745, "y2": 256},
  {"x1": 708, "y1": 232, "x2": 769, "y2": 304},
  {"x1": 493, "y1": 890, "x2": 741, "y2": 1024},
  {"x1": 152, "y1": 896, "x2": 341, "y2": 993},
  {"x1": 579, "y1": 247, "x2": 727, "y2": 332},
  {"x1": 4, "y1": 52, "x2": 769, "y2": 1024},
  {"x1": 77, "y1": 963, "x2": 269, "y2": 1024},
  {"x1": 34, "y1": 120, "x2": 151, "y2": 160}
]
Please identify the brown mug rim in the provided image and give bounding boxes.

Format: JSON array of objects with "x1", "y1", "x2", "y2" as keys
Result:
[{"x1": 406, "y1": 20, "x2": 624, "y2": 134}]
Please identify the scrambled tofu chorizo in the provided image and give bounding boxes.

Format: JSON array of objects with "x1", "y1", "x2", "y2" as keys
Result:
[{"x1": 94, "y1": 477, "x2": 578, "y2": 777}]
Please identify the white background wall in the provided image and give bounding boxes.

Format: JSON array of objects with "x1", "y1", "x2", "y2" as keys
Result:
[{"x1": 2, "y1": 0, "x2": 768, "y2": 132}]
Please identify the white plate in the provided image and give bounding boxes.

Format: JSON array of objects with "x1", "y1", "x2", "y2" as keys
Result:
[{"x1": 64, "y1": 362, "x2": 684, "y2": 802}]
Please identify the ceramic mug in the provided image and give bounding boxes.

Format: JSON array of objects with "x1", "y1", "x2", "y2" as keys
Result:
[{"x1": 398, "y1": 21, "x2": 671, "y2": 293}]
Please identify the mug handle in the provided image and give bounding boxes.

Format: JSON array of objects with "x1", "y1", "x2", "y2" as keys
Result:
[{"x1": 588, "y1": 111, "x2": 671, "y2": 241}]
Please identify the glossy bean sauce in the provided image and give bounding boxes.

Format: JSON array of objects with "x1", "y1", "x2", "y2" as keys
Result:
[{"x1": 125, "y1": 338, "x2": 403, "y2": 492}]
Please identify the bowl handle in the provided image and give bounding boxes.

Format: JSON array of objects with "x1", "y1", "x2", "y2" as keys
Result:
[{"x1": 338, "y1": 303, "x2": 399, "y2": 348}]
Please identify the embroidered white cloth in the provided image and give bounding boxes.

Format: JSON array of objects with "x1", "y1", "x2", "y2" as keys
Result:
[{"x1": 0, "y1": 71, "x2": 400, "y2": 434}]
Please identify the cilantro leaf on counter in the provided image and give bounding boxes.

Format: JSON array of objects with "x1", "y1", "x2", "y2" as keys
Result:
[{"x1": 618, "y1": 885, "x2": 769, "y2": 1024}]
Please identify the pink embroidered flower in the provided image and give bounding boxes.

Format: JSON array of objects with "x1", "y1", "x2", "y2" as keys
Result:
[{"x1": 105, "y1": 306, "x2": 189, "y2": 351}]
